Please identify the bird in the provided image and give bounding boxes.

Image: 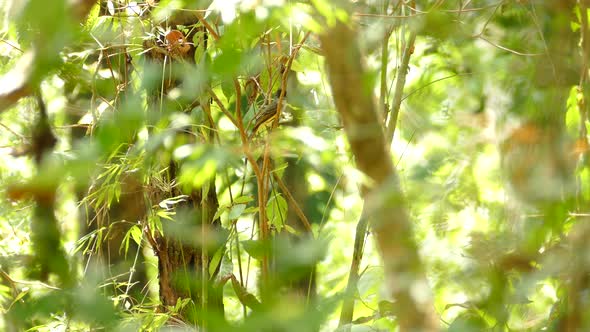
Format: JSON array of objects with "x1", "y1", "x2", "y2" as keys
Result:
[
  {"x1": 249, "y1": 89, "x2": 287, "y2": 138},
  {"x1": 165, "y1": 30, "x2": 190, "y2": 56}
]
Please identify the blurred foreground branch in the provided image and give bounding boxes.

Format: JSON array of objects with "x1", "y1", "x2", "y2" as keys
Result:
[{"x1": 320, "y1": 21, "x2": 439, "y2": 332}]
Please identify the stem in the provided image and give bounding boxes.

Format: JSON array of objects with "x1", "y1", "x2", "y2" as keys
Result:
[
  {"x1": 385, "y1": 29, "x2": 416, "y2": 143},
  {"x1": 201, "y1": 188, "x2": 208, "y2": 328},
  {"x1": 339, "y1": 203, "x2": 369, "y2": 327},
  {"x1": 272, "y1": 173, "x2": 313, "y2": 232},
  {"x1": 341, "y1": 1, "x2": 392, "y2": 325},
  {"x1": 231, "y1": 78, "x2": 270, "y2": 287},
  {"x1": 379, "y1": 0, "x2": 392, "y2": 123},
  {"x1": 256, "y1": 31, "x2": 311, "y2": 297},
  {"x1": 320, "y1": 20, "x2": 439, "y2": 332}
]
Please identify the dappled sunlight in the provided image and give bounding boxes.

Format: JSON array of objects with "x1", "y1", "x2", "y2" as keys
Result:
[{"x1": 0, "y1": 1, "x2": 589, "y2": 331}]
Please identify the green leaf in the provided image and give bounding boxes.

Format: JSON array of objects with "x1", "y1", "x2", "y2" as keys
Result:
[
  {"x1": 233, "y1": 196, "x2": 254, "y2": 204},
  {"x1": 129, "y1": 225, "x2": 142, "y2": 246},
  {"x1": 209, "y1": 247, "x2": 224, "y2": 277},
  {"x1": 228, "y1": 204, "x2": 247, "y2": 220},
  {"x1": 231, "y1": 276, "x2": 262, "y2": 311},
  {"x1": 213, "y1": 205, "x2": 229, "y2": 221},
  {"x1": 148, "y1": 214, "x2": 164, "y2": 236},
  {"x1": 243, "y1": 206, "x2": 259, "y2": 214},
  {"x1": 241, "y1": 240, "x2": 269, "y2": 260},
  {"x1": 284, "y1": 224, "x2": 299, "y2": 235},
  {"x1": 201, "y1": 179, "x2": 211, "y2": 203},
  {"x1": 565, "y1": 85, "x2": 581, "y2": 136},
  {"x1": 221, "y1": 80, "x2": 235, "y2": 102},
  {"x1": 12, "y1": 289, "x2": 29, "y2": 304},
  {"x1": 156, "y1": 210, "x2": 175, "y2": 221},
  {"x1": 266, "y1": 194, "x2": 287, "y2": 232},
  {"x1": 120, "y1": 227, "x2": 132, "y2": 257},
  {"x1": 114, "y1": 185, "x2": 121, "y2": 203}
]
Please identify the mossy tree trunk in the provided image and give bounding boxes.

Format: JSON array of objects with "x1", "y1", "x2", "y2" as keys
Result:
[{"x1": 141, "y1": 4, "x2": 225, "y2": 325}]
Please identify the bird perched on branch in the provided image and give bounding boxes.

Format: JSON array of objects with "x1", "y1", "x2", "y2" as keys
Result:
[{"x1": 249, "y1": 89, "x2": 288, "y2": 138}]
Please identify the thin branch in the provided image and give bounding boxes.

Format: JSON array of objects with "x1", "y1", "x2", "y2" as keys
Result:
[
  {"x1": 196, "y1": 10, "x2": 272, "y2": 286},
  {"x1": 526, "y1": 3, "x2": 558, "y2": 80},
  {"x1": 0, "y1": 269, "x2": 61, "y2": 291},
  {"x1": 194, "y1": 12, "x2": 220, "y2": 40},
  {"x1": 208, "y1": 88, "x2": 239, "y2": 128},
  {"x1": 339, "y1": 204, "x2": 369, "y2": 327},
  {"x1": 273, "y1": 32, "x2": 311, "y2": 130},
  {"x1": 230, "y1": 77, "x2": 269, "y2": 284},
  {"x1": 272, "y1": 173, "x2": 313, "y2": 233},
  {"x1": 0, "y1": 51, "x2": 35, "y2": 113},
  {"x1": 385, "y1": 29, "x2": 416, "y2": 143},
  {"x1": 379, "y1": 0, "x2": 393, "y2": 124},
  {"x1": 258, "y1": 30, "x2": 310, "y2": 268},
  {"x1": 402, "y1": 73, "x2": 470, "y2": 102},
  {"x1": 0, "y1": 38, "x2": 23, "y2": 53},
  {"x1": 471, "y1": 1, "x2": 502, "y2": 38},
  {"x1": 0, "y1": 121, "x2": 27, "y2": 140},
  {"x1": 475, "y1": 35, "x2": 543, "y2": 56}
]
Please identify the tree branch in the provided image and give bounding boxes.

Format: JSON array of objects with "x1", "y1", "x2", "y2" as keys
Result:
[
  {"x1": 385, "y1": 30, "x2": 416, "y2": 143},
  {"x1": 320, "y1": 21, "x2": 439, "y2": 332}
]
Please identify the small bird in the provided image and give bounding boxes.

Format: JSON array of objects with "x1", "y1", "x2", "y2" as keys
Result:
[
  {"x1": 165, "y1": 30, "x2": 190, "y2": 56},
  {"x1": 249, "y1": 89, "x2": 286, "y2": 138}
]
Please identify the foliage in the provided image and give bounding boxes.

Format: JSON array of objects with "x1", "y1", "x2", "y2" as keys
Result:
[{"x1": 0, "y1": 0, "x2": 589, "y2": 331}]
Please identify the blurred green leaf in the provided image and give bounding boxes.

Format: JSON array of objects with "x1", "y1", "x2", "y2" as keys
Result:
[
  {"x1": 228, "y1": 203, "x2": 246, "y2": 220},
  {"x1": 266, "y1": 194, "x2": 287, "y2": 232},
  {"x1": 242, "y1": 240, "x2": 270, "y2": 260}
]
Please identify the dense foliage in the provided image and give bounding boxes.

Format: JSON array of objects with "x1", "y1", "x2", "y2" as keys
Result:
[{"x1": 0, "y1": 1, "x2": 589, "y2": 331}]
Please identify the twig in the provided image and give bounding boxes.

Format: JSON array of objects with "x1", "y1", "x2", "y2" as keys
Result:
[
  {"x1": 255, "y1": 31, "x2": 310, "y2": 289},
  {"x1": 339, "y1": 204, "x2": 369, "y2": 327},
  {"x1": 475, "y1": 35, "x2": 542, "y2": 56},
  {"x1": 196, "y1": 12, "x2": 270, "y2": 285},
  {"x1": 208, "y1": 88, "x2": 239, "y2": 128},
  {"x1": 194, "y1": 12, "x2": 220, "y2": 40},
  {"x1": 385, "y1": 29, "x2": 416, "y2": 143},
  {"x1": 231, "y1": 77, "x2": 269, "y2": 283},
  {"x1": 272, "y1": 173, "x2": 313, "y2": 233},
  {"x1": 402, "y1": 73, "x2": 469, "y2": 102},
  {"x1": 0, "y1": 38, "x2": 22, "y2": 53},
  {"x1": 0, "y1": 122, "x2": 27, "y2": 140},
  {"x1": 379, "y1": 0, "x2": 393, "y2": 124},
  {"x1": 471, "y1": 1, "x2": 502, "y2": 38},
  {"x1": 0, "y1": 269, "x2": 61, "y2": 291}
]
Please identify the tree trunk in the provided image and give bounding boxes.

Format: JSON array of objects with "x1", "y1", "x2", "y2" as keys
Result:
[{"x1": 141, "y1": 7, "x2": 224, "y2": 324}]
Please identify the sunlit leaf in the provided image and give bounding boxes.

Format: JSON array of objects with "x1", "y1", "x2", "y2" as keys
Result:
[
  {"x1": 129, "y1": 225, "x2": 142, "y2": 246},
  {"x1": 208, "y1": 246, "x2": 224, "y2": 277},
  {"x1": 228, "y1": 203, "x2": 246, "y2": 220},
  {"x1": 233, "y1": 196, "x2": 254, "y2": 204},
  {"x1": 241, "y1": 240, "x2": 270, "y2": 260},
  {"x1": 266, "y1": 194, "x2": 287, "y2": 232}
]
